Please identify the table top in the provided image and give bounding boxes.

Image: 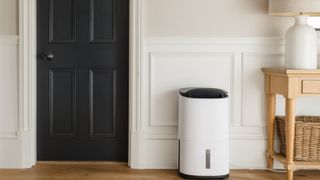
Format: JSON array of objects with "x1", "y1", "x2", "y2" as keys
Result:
[{"x1": 262, "y1": 68, "x2": 320, "y2": 76}]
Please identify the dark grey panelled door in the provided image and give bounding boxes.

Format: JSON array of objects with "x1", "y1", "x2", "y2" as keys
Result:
[{"x1": 37, "y1": 0, "x2": 128, "y2": 161}]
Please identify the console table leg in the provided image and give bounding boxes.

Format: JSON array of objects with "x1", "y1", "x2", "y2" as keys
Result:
[
  {"x1": 287, "y1": 169, "x2": 294, "y2": 180},
  {"x1": 285, "y1": 98, "x2": 296, "y2": 180},
  {"x1": 266, "y1": 93, "x2": 276, "y2": 169}
]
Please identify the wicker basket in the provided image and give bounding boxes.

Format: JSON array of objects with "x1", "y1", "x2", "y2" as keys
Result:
[{"x1": 276, "y1": 116, "x2": 320, "y2": 161}]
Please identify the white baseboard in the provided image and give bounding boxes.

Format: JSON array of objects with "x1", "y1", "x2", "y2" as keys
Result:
[
  {"x1": 0, "y1": 139, "x2": 19, "y2": 168},
  {"x1": 18, "y1": 130, "x2": 36, "y2": 168}
]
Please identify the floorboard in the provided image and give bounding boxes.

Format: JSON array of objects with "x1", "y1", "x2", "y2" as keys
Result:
[{"x1": 0, "y1": 163, "x2": 319, "y2": 180}]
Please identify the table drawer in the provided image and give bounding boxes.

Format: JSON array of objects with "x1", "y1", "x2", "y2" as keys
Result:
[{"x1": 302, "y1": 80, "x2": 320, "y2": 94}]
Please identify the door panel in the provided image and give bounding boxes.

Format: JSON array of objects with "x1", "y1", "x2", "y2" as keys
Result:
[
  {"x1": 89, "y1": 0, "x2": 117, "y2": 42},
  {"x1": 49, "y1": 0, "x2": 76, "y2": 43},
  {"x1": 89, "y1": 69, "x2": 117, "y2": 138},
  {"x1": 49, "y1": 69, "x2": 77, "y2": 137},
  {"x1": 37, "y1": 0, "x2": 128, "y2": 161}
]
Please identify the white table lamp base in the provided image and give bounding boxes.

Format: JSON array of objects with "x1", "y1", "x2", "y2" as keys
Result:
[{"x1": 285, "y1": 16, "x2": 318, "y2": 69}]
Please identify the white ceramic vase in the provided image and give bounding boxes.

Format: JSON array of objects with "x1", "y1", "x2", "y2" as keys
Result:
[{"x1": 285, "y1": 15, "x2": 317, "y2": 69}]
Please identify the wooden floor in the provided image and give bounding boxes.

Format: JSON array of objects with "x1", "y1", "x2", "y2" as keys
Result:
[{"x1": 0, "y1": 163, "x2": 319, "y2": 180}]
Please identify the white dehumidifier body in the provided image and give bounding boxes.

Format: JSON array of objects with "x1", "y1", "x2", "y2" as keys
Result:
[{"x1": 178, "y1": 88, "x2": 229, "y2": 179}]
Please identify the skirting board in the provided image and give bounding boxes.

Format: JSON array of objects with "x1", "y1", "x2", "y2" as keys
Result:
[{"x1": 0, "y1": 139, "x2": 19, "y2": 168}]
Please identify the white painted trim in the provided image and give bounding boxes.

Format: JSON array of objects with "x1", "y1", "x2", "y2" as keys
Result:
[
  {"x1": 146, "y1": 51, "x2": 237, "y2": 127},
  {"x1": 18, "y1": 0, "x2": 37, "y2": 168},
  {"x1": 0, "y1": 132, "x2": 18, "y2": 139},
  {"x1": 145, "y1": 37, "x2": 285, "y2": 46},
  {"x1": 142, "y1": 126, "x2": 267, "y2": 140},
  {"x1": 0, "y1": 36, "x2": 18, "y2": 44},
  {"x1": 19, "y1": 0, "x2": 143, "y2": 168},
  {"x1": 129, "y1": 0, "x2": 144, "y2": 169}
]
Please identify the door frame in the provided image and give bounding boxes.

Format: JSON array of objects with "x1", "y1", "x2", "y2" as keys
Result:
[{"x1": 18, "y1": 0, "x2": 143, "y2": 168}]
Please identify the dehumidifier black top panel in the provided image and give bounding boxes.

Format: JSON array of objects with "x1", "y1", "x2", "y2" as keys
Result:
[{"x1": 179, "y1": 88, "x2": 228, "y2": 99}]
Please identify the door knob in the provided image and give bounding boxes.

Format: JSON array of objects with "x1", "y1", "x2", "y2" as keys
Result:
[{"x1": 43, "y1": 51, "x2": 54, "y2": 61}]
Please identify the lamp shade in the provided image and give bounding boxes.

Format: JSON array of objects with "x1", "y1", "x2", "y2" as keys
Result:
[{"x1": 269, "y1": 0, "x2": 320, "y2": 16}]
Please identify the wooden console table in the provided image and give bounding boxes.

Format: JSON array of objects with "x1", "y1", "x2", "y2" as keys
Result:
[{"x1": 262, "y1": 68, "x2": 320, "y2": 180}]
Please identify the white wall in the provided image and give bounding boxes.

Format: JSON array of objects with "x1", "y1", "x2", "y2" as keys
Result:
[
  {"x1": 0, "y1": 0, "x2": 18, "y2": 35},
  {"x1": 144, "y1": 0, "x2": 293, "y2": 37}
]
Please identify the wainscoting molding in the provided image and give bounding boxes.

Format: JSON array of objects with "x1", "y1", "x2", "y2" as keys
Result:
[
  {"x1": 140, "y1": 37, "x2": 287, "y2": 169},
  {"x1": 0, "y1": 35, "x2": 19, "y2": 168},
  {"x1": 0, "y1": 132, "x2": 18, "y2": 139},
  {"x1": 143, "y1": 37, "x2": 285, "y2": 135},
  {"x1": 0, "y1": 35, "x2": 19, "y2": 139}
]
